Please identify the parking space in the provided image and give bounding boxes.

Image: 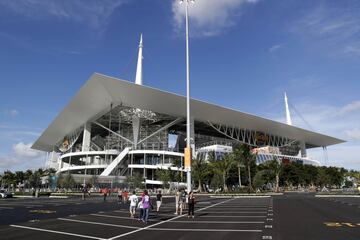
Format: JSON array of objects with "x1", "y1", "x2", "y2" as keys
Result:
[
  {"x1": 0, "y1": 197, "x2": 124, "y2": 225},
  {"x1": 1, "y1": 196, "x2": 273, "y2": 240},
  {"x1": 319, "y1": 196, "x2": 360, "y2": 208}
]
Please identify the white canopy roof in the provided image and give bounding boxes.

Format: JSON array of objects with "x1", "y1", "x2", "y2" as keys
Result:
[{"x1": 32, "y1": 73, "x2": 345, "y2": 152}]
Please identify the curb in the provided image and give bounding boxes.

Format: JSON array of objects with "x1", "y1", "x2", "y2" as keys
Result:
[{"x1": 315, "y1": 195, "x2": 360, "y2": 198}]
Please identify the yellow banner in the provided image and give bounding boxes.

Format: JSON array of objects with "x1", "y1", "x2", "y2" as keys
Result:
[{"x1": 184, "y1": 147, "x2": 191, "y2": 168}]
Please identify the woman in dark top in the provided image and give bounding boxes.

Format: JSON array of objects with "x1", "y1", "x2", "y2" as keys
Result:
[{"x1": 187, "y1": 191, "x2": 195, "y2": 218}]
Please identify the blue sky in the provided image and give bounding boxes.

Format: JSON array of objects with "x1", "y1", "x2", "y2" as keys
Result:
[{"x1": 0, "y1": 0, "x2": 360, "y2": 172}]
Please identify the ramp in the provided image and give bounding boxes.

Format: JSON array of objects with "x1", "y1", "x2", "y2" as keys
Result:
[{"x1": 100, "y1": 147, "x2": 130, "y2": 176}]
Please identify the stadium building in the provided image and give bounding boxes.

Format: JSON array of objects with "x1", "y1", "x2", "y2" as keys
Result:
[{"x1": 32, "y1": 36, "x2": 344, "y2": 185}]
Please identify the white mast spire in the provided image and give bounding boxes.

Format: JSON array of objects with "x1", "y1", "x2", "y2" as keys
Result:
[
  {"x1": 135, "y1": 34, "x2": 143, "y2": 85},
  {"x1": 285, "y1": 92, "x2": 292, "y2": 126}
]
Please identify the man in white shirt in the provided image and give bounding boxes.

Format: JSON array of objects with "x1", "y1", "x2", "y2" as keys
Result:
[{"x1": 129, "y1": 191, "x2": 138, "y2": 218}]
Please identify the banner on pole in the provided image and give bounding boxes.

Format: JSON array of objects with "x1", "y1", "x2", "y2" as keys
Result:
[{"x1": 184, "y1": 147, "x2": 191, "y2": 168}]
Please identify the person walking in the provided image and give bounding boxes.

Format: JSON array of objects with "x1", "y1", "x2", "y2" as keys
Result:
[
  {"x1": 123, "y1": 190, "x2": 128, "y2": 203},
  {"x1": 178, "y1": 190, "x2": 185, "y2": 215},
  {"x1": 102, "y1": 188, "x2": 108, "y2": 202},
  {"x1": 183, "y1": 190, "x2": 188, "y2": 210},
  {"x1": 137, "y1": 198, "x2": 144, "y2": 221},
  {"x1": 117, "y1": 189, "x2": 123, "y2": 204},
  {"x1": 129, "y1": 191, "x2": 138, "y2": 218},
  {"x1": 174, "y1": 189, "x2": 180, "y2": 215},
  {"x1": 82, "y1": 186, "x2": 87, "y2": 200},
  {"x1": 181, "y1": 189, "x2": 187, "y2": 211},
  {"x1": 187, "y1": 191, "x2": 195, "y2": 218},
  {"x1": 156, "y1": 190, "x2": 162, "y2": 213},
  {"x1": 141, "y1": 190, "x2": 151, "y2": 223}
]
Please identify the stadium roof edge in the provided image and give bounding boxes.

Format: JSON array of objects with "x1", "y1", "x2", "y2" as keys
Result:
[{"x1": 32, "y1": 73, "x2": 345, "y2": 152}]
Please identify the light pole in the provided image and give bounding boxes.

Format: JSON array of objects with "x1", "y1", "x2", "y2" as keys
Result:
[{"x1": 180, "y1": 0, "x2": 194, "y2": 192}]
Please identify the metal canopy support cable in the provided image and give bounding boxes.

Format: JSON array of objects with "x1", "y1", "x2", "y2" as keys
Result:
[
  {"x1": 288, "y1": 101, "x2": 314, "y2": 131},
  {"x1": 322, "y1": 146, "x2": 329, "y2": 166}
]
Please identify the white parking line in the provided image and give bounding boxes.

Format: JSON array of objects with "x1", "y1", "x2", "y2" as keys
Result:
[
  {"x1": 113, "y1": 210, "x2": 186, "y2": 217},
  {"x1": 91, "y1": 214, "x2": 160, "y2": 222},
  {"x1": 58, "y1": 218, "x2": 141, "y2": 230},
  {"x1": 0, "y1": 206, "x2": 14, "y2": 209},
  {"x1": 58, "y1": 217, "x2": 263, "y2": 233},
  {"x1": 0, "y1": 204, "x2": 44, "y2": 207},
  {"x1": 108, "y1": 198, "x2": 235, "y2": 240},
  {"x1": 165, "y1": 220, "x2": 265, "y2": 224},
  {"x1": 198, "y1": 215, "x2": 266, "y2": 218},
  {"x1": 148, "y1": 227, "x2": 262, "y2": 232},
  {"x1": 200, "y1": 211, "x2": 267, "y2": 214},
  {"x1": 10, "y1": 225, "x2": 106, "y2": 240},
  {"x1": 215, "y1": 205, "x2": 269, "y2": 207},
  {"x1": 91, "y1": 213, "x2": 264, "y2": 224}
]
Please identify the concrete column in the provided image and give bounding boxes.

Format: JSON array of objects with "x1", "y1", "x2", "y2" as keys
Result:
[
  {"x1": 300, "y1": 141, "x2": 307, "y2": 157},
  {"x1": 82, "y1": 122, "x2": 91, "y2": 152},
  {"x1": 132, "y1": 116, "x2": 141, "y2": 149}
]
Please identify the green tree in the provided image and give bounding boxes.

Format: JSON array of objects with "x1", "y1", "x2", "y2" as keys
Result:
[
  {"x1": 90, "y1": 175, "x2": 99, "y2": 188},
  {"x1": 1, "y1": 170, "x2": 15, "y2": 189},
  {"x1": 155, "y1": 169, "x2": 171, "y2": 189},
  {"x1": 316, "y1": 167, "x2": 331, "y2": 187},
  {"x1": 61, "y1": 173, "x2": 75, "y2": 189},
  {"x1": 192, "y1": 156, "x2": 209, "y2": 192},
  {"x1": 253, "y1": 170, "x2": 267, "y2": 190},
  {"x1": 210, "y1": 153, "x2": 235, "y2": 192},
  {"x1": 232, "y1": 145, "x2": 246, "y2": 188},
  {"x1": 240, "y1": 145, "x2": 257, "y2": 191},
  {"x1": 264, "y1": 159, "x2": 282, "y2": 192},
  {"x1": 125, "y1": 172, "x2": 144, "y2": 189}
]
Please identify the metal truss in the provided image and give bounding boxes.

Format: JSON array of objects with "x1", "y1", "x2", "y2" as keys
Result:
[
  {"x1": 137, "y1": 117, "x2": 184, "y2": 145},
  {"x1": 94, "y1": 121, "x2": 134, "y2": 144},
  {"x1": 206, "y1": 121, "x2": 297, "y2": 148}
]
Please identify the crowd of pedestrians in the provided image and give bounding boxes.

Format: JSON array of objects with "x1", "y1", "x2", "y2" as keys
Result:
[
  {"x1": 101, "y1": 188, "x2": 197, "y2": 224},
  {"x1": 97, "y1": 187, "x2": 196, "y2": 224}
]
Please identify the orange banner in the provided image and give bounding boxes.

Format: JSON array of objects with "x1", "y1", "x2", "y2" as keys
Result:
[{"x1": 184, "y1": 147, "x2": 192, "y2": 168}]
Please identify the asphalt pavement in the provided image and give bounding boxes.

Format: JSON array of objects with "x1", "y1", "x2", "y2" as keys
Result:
[{"x1": 0, "y1": 193, "x2": 359, "y2": 240}]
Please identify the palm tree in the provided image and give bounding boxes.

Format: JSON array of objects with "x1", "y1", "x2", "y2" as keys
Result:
[
  {"x1": 192, "y1": 156, "x2": 209, "y2": 192},
  {"x1": 1, "y1": 170, "x2": 15, "y2": 189},
  {"x1": 265, "y1": 158, "x2": 282, "y2": 192},
  {"x1": 240, "y1": 145, "x2": 256, "y2": 192},
  {"x1": 210, "y1": 153, "x2": 235, "y2": 192},
  {"x1": 232, "y1": 145, "x2": 246, "y2": 188},
  {"x1": 14, "y1": 171, "x2": 25, "y2": 188}
]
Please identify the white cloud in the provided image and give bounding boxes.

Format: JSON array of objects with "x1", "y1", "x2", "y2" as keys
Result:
[
  {"x1": 12, "y1": 142, "x2": 42, "y2": 158},
  {"x1": 172, "y1": 0, "x2": 259, "y2": 37},
  {"x1": 0, "y1": 142, "x2": 44, "y2": 172},
  {"x1": 0, "y1": 156, "x2": 22, "y2": 168},
  {"x1": 0, "y1": 154, "x2": 45, "y2": 173},
  {"x1": 0, "y1": 0, "x2": 125, "y2": 30},
  {"x1": 344, "y1": 129, "x2": 360, "y2": 141},
  {"x1": 308, "y1": 145, "x2": 360, "y2": 171},
  {"x1": 339, "y1": 100, "x2": 360, "y2": 115},
  {"x1": 3, "y1": 109, "x2": 19, "y2": 117},
  {"x1": 268, "y1": 44, "x2": 283, "y2": 53},
  {"x1": 291, "y1": 3, "x2": 360, "y2": 57},
  {"x1": 267, "y1": 97, "x2": 360, "y2": 170}
]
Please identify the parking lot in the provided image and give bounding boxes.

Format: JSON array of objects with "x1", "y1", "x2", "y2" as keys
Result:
[
  {"x1": 0, "y1": 196, "x2": 273, "y2": 240},
  {"x1": 0, "y1": 193, "x2": 360, "y2": 240}
]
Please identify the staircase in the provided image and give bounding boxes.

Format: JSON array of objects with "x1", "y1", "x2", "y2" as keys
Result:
[{"x1": 100, "y1": 147, "x2": 130, "y2": 176}]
